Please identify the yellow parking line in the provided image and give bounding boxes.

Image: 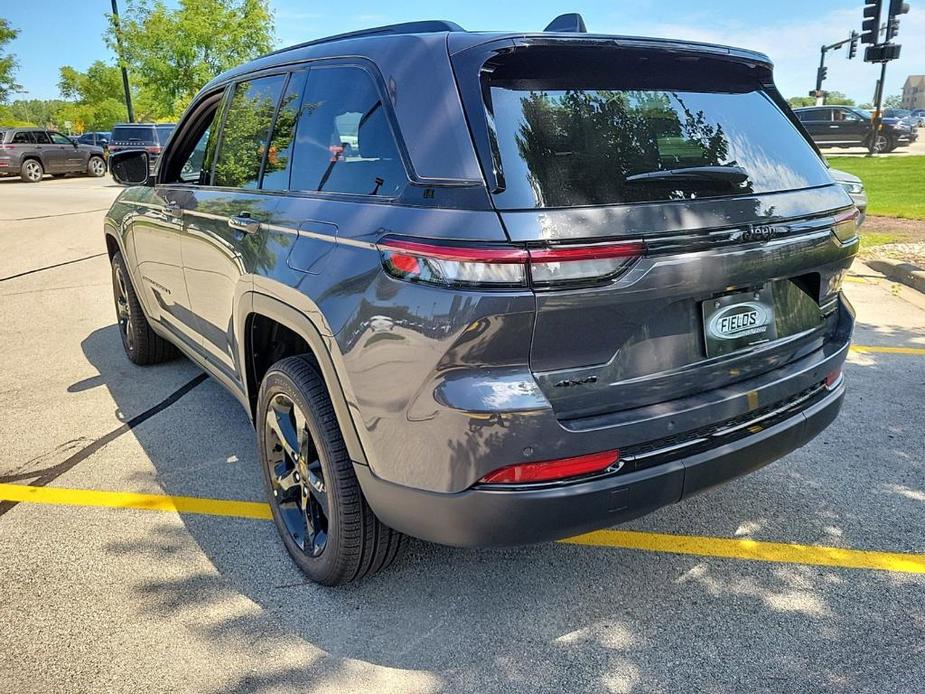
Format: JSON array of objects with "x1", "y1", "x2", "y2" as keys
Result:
[
  {"x1": 851, "y1": 345, "x2": 925, "y2": 356},
  {"x1": 562, "y1": 530, "x2": 925, "y2": 575},
  {"x1": 0, "y1": 483, "x2": 272, "y2": 521},
  {"x1": 2, "y1": 483, "x2": 924, "y2": 574}
]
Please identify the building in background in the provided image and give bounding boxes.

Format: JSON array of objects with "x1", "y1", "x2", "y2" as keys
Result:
[{"x1": 902, "y1": 75, "x2": 925, "y2": 109}]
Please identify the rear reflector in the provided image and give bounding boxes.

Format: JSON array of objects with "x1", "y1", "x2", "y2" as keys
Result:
[
  {"x1": 825, "y1": 367, "x2": 843, "y2": 389},
  {"x1": 478, "y1": 450, "x2": 620, "y2": 485},
  {"x1": 379, "y1": 237, "x2": 643, "y2": 289}
]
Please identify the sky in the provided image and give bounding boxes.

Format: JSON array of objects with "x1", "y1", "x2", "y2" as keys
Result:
[{"x1": 2, "y1": 0, "x2": 923, "y2": 105}]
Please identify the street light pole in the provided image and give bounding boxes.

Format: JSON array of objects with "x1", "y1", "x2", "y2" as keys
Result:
[{"x1": 110, "y1": 0, "x2": 135, "y2": 123}]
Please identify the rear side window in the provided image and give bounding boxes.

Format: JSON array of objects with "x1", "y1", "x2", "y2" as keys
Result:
[
  {"x1": 32, "y1": 131, "x2": 51, "y2": 144},
  {"x1": 213, "y1": 75, "x2": 286, "y2": 189},
  {"x1": 112, "y1": 126, "x2": 157, "y2": 143},
  {"x1": 12, "y1": 132, "x2": 33, "y2": 144},
  {"x1": 289, "y1": 66, "x2": 406, "y2": 196},
  {"x1": 480, "y1": 48, "x2": 832, "y2": 209}
]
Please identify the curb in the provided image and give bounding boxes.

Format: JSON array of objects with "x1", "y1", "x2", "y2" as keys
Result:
[{"x1": 866, "y1": 258, "x2": 925, "y2": 295}]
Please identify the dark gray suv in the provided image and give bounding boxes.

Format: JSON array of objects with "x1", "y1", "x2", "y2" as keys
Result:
[
  {"x1": 104, "y1": 17, "x2": 859, "y2": 585},
  {"x1": 0, "y1": 128, "x2": 107, "y2": 182}
]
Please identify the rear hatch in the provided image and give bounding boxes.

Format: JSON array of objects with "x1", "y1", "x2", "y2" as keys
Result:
[
  {"x1": 453, "y1": 39, "x2": 858, "y2": 420},
  {"x1": 109, "y1": 125, "x2": 160, "y2": 156}
]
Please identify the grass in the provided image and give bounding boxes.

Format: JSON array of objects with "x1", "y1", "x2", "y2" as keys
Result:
[
  {"x1": 859, "y1": 231, "x2": 899, "y2": 250},
  {"x1": 826, "y1": 155, "x2": 925, "y2": 220}
]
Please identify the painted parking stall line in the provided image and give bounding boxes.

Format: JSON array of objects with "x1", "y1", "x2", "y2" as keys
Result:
[{"x1": 2, "y1": 483, "x2": 924, "y2": 575}]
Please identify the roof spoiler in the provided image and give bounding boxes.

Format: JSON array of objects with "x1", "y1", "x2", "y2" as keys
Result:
[{"x1": 543, "y1": 13, "x2": 587, "y2": 33}]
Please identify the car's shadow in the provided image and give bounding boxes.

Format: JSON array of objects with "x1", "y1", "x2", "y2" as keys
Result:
[{"x1": 75, "y1": 322, "x2": 925, "y2": 692}]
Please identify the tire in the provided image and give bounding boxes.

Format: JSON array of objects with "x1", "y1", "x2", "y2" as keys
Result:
[
  {"x1": 110, "y1": 252, "x2": 177, "y2": 365},
  {"x1": 20, "y1": 159, "x2": 43, "y2": 183},
  {"x1": 87, "y1": 156, "x2": 107, "y2": 177},
  {"x1": 882, "y1": 136, "x2": 898, "y2": 153},
  {"x1": 257, "y1": 355, "x2": 407, "y2": 585}
]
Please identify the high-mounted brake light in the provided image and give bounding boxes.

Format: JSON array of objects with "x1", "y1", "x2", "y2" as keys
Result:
[
  {"x1": 478, "y1": 449, "x2": 621, "y2": 485},
  {"x1": 378, "y1": 238, "x2": 643, "y2": 289}
]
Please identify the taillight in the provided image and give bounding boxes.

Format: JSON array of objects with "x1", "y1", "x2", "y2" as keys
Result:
[
  {"x1": 478, "y1": 450, "x2": 621, "y2": 485},
  {"x1": 146, "y1": 146, "x2": 161, "y2": 154},
  {"x1": 378, "y1": 237, "x2": 644, "y2": 289},
  {"x1": 832, "y1": 209, "x2": 860, "y2": 244}
]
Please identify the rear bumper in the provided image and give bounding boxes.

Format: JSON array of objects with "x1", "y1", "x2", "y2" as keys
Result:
[{"x1": 356, "y1": 379, "x2": 844, "y2": 547}]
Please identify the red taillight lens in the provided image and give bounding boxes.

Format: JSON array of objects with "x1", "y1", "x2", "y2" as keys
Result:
[
  {"x1": 478, "y1": 450, "x2": 620, "y2": 485},
  {"x1": 146, "y1": 146, "x2": 161, "y2": 154},
  {"x1": 825, "y1": 367, "x2": 843, "y2": 389},
  {"x1": 832, "y1": 209, "x2": 860, "y2": 244},
  {"x1": 378, "y1": 238, "x2": 643, "y2": 289}
]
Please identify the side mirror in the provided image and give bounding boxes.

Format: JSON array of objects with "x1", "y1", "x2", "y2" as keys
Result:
[{"x1": 109, "y1": 150, "x2": 151, "y2": 186}]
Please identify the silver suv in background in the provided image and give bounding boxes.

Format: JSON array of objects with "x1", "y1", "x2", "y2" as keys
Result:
[{"x1": 0, "y1": 128, "x2": 107, "y2": 182}]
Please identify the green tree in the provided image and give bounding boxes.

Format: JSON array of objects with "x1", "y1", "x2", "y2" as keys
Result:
[
  {"x1": 110, "y1": 0, "x2": 274, "y2": 118},
  {"x1": 825, "y1": 91, "x2": 855, "y2": 106},
  {"x1": 0, "y1": 17, "x2": 22, "y2": 103},
  {"x1": 0, "y1": 99, "x2": 68, "y2": 127},
  {"x1": 788, "y1": 96, "x2": 816, "y2": 108},
  {"x1": 882, "y1": 94, "x2": 902, "y2": 109}
]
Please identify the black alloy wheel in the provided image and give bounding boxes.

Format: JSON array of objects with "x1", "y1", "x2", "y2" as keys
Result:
[{"x1": 264, "y1": 392, "x2": 329, "y2": 557}]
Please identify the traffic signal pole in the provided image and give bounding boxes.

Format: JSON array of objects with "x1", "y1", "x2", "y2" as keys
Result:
[{"x1": 812, "y1": 32, "x2": 857, "y2": 105}]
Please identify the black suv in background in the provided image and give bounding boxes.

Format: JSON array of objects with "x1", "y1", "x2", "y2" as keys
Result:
[
  {"x1": 105, "y1": 17, "x2": 858, "y2": 585},
  {"x1": 794, "y1": 105, "x2": 917, "y2": 152},
  {"x1": 108, "y1": 123, "x2": 176, "y2": 171},
  {"x1": 0, "y1": 128, "x2": 107, "y2": 182}
]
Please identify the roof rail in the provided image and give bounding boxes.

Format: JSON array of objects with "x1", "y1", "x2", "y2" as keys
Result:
[
  {"x1": 263, "y1": 20, "x2": 465, "y2": 58},
  {"x1": 543, "y1": 13, "x2": 587, "y2": 33}
]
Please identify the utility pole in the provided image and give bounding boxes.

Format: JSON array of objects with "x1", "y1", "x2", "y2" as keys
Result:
[{"x1": 110, "y1": 0, "x2": 135, "y2": 123}]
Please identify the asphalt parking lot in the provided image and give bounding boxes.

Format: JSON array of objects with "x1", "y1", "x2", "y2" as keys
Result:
[{"x1": 1, "y1": 175, "x2": 924, "y2": 693}]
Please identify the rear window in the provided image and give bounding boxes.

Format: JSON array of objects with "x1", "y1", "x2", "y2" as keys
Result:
[
  {"x1": 481, "y1": 47, "x2": 832, "y2": 209},
  {"x1": 111, "y1": 126, "x2": 157, "y2": 143},
  {"x1": 156, "y1": 124, "x2": 175, "y2": 144}
]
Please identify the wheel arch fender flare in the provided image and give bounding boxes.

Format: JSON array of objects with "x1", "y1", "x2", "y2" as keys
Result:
[{"x1": 239, "y1": 291, "x2": 369, "y2": 466}]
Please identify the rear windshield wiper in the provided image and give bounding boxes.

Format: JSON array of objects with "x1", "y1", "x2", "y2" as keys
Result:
[{"x1": 625, "y1": 165, "x2": 749, "y2": 185}]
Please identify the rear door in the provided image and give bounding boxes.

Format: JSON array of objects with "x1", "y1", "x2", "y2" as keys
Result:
[
  {"x1": 462, "y1": 44, "x2": 855, "y2": 419},
  {"x1": 799, "y1": 108, "x2": 836, "y2": 144},
  {"x1": 30, "y1": 130, "x2": 56, "y2": 171}
]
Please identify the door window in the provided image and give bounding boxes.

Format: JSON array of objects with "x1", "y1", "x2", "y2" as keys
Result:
[
  {"x1": 11, "y1": 132, "x2": 33, "y2": 144},
  {"x1": 32, "y1": 131, "x2": 51, "y2": 144},
  {"x1": 49, "y1": 132, "x2": 73, "y2": 145},
  {"x1": 213, "y1": 75, "x2": 286, "y2": 189},
  {"x1": 289, "y1": 66, "x2": 406, "y2": 196}
]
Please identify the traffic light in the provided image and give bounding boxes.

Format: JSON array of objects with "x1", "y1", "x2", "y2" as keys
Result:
[
  {"x1": 848, "y1": 31, "x2": 859, "y2": 58},
  {"x1": 861, "y1": 0, "x2": 883, "y2": 44},
  {"x1": 885, "y1": 1, "x2": 910, "y2": 40},
  {"x1": 817, "y1": 66, "x2": 828, "y2": 84}
]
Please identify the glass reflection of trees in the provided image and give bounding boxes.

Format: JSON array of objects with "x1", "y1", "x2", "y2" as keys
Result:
[
  {"x1": 213, "y1": 75, "x2": 285, "y2": 189},
  {"x1": 512, "y1": 89, "x2": 749, "y2": 207}
]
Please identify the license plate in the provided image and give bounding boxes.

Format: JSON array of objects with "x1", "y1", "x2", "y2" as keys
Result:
[{"x1": 702, "y1": 286, "x2": 777, "y2": 358}]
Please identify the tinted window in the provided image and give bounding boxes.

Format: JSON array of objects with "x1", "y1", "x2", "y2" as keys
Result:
[
  {"x1": 156, "y1": 124, "x2": 175, "y2": 145},
  {"x1": 213, "y1": 75, "x2": 286, "y2": 189},
  {"x1": 261, "y1": 71, "x2": 307, "y2": 191},
  {"x1": 12, "y1": 131, "x2": 33, "y2": 144},
  {"x1": 289, "y1": 66, "x2": 405, "y2": 196},
  {"x1": 112, "y1": 126, "x2": 157, "y2": 143},
  {"x1": 32, "y1": 131, "x2": 51, "y2": 144},
  {"x1": 483, "y1": 49, "x2": 833, "y2": 208}
]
